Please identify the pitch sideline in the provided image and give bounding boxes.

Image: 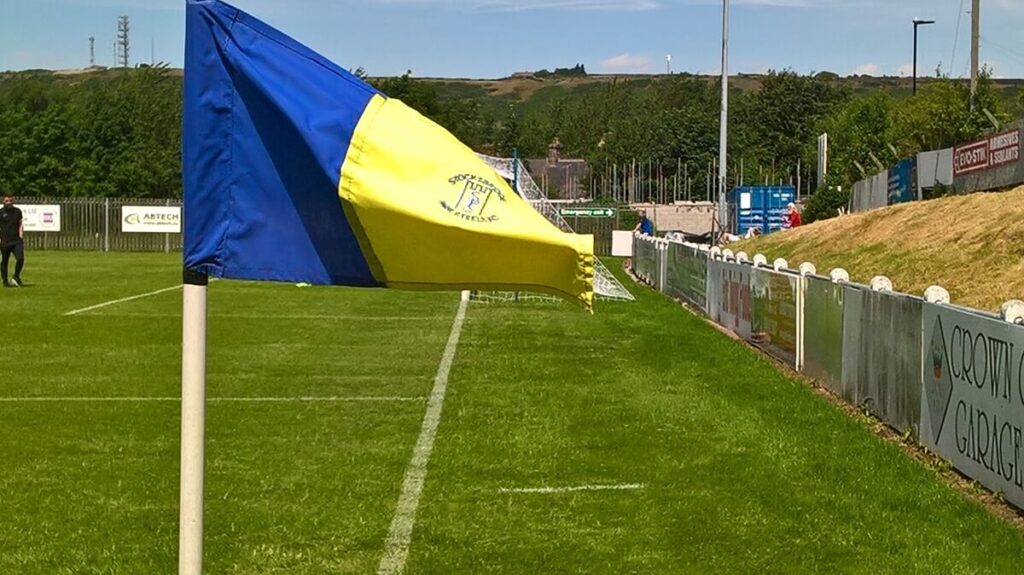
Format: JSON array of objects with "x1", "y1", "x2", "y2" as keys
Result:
[
  {"x1": 64, "y1": 284, "x2": 184, "y2": 316},
  {"x1": 377, "y1": 292, "x2": 469, "y2": 575}
]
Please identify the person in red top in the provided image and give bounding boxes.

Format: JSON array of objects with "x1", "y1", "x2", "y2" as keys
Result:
[{"x1": 785, "y1": 202, "x2": 802, "y2": 229}]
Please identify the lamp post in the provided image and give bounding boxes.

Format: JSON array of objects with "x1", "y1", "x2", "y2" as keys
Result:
[
  {"x1": 912, "y1": 17, "x2": 935, "y2": 95},
  {"x1": 718, "y1": 0, "x2": 729, "y2": 235}
]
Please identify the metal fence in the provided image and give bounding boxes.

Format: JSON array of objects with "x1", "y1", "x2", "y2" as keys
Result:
[
  {"x1": 750, "y1": 267, "x2": 802, "y2": 370},
  {"x1": 564, "y1": 213, "x2": 618, "y2": 256},
  {"x1": 18, "y1": 197, "x2": 183, "y2": 252},
  {"x1": 802, "y1": 276, "x2": 845, "y2": 392},
  {"x1": 633, "y1": 235, "x2": 661, "y2": 288},
  {"x1": 633, "y1": 233, "x2": 1024, "y2": 509},
  {"x1": 840, "y1": 284, "x2": 923, "y2": 435},
  {"x1": 850, "y1": 121, "x2": 1024, "y2": 213},
  {"x1": 20, "y1": 195, "x2": 626, "y2": 256},
  {"x1": 663, "y1": 242, "x2": 707, "y2": 310}
]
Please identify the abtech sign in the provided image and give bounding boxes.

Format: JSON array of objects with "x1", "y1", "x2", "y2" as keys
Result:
[
  {"x1": 121, "y1": 206, "x2": 182, "y2": 233},
  {"x1": 953, "y1": 128, "x2": 1021, "y2": 176}
]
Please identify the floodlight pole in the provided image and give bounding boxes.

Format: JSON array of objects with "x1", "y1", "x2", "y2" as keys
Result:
[
  {"x1": 717, "y1": 0, "x2": 730, "y2": 235},
  {"x1": 912, "y1": 18, "x2": 935, "y2": 96},
  {"x1": 179, "y1": 268, "x2": 209, "y2": 575}
]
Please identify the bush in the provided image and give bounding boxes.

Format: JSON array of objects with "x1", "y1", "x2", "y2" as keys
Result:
[{"x1": 803, "y1": 176, "x2": 850, "y2": 223}]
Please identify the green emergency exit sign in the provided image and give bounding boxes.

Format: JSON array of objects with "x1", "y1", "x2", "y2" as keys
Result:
[{"x1": 558, "y1": 207, "x2": 615, "y2": 218}]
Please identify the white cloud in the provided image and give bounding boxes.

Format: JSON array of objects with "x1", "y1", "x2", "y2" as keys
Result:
[
  {"x1": 851, "y1": 63, "x2": 879, "y2": 76},
  {"x1": 600, "y1": 53, "x2": 653, "y2": 73},
  {"x1": 896, "y1": 63, "x2": 913, "y2": 77}
]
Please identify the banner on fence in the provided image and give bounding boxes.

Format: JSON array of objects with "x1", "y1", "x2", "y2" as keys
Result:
[
  {"x1": 917, "y1": 148, "x2": 954, "y2": 196},
  {"x1": 842, "y1": 287, "x2": 923, "y2": 433},
  {"x1": 953, "y1": 127, "x2": 1021, "y2": 176},
  {"x1": 887, "y1": 158, "x2": 914, "y2": 205},
  {"x1": 803, "y1": 277, "x2": 844, "y2": 390},
  {"x1": 22, "y1": 205, "x2": 61, "y2": 232},
  {"x1": 922, "y1": 304, "x2": 1024, "y2": 509},
  {"x1": 122, "y1": 206, "x2": 181, "y2": 233},
  {"x1": 632, "y1": 236, "x2": 659, "y2": 287},
  {"x1": 750, "y1": 269, "x2": 800, "y2": 368},
  {"x1": 708, "y1": 260, "x2": 751, "y2": 338},
  {"x1": 664, "y1": 242, "x2": 707, "y2": 310}
]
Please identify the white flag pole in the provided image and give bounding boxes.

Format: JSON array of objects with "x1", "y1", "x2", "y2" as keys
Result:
[{"x1": 179, "y1": 268, "x2": 209, "y2": 575}]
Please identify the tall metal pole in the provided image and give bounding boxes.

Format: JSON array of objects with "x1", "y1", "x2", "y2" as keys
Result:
[
  {"x1": 718, "y1": 0, "x2": 730, "y2": 235},
  {"x1": 913, "y1": 18, "x2": 935, "y2": 96},
  {"x1": 913, "y1": 22, "x2": 919, "y2": 95},
  {"x1": 970, "y1": 0, "x2": 980, "y2": 110}
]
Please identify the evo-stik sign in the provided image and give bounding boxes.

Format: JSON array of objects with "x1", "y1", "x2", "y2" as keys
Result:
[{"x1": 922, "y1": 303, "x2": 1024, "y2": 508}]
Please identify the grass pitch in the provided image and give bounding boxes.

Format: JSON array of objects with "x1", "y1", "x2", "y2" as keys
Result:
[{"x1": 2, "y1": 252, "x2": 1023, "y2": 573}]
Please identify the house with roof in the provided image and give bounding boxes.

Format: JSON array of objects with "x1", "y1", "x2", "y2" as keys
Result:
[{"x1": 526, "y1": 138, "x2": 590, "y2": 199}]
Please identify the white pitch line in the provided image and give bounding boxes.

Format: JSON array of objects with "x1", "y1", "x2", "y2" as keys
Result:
[
  {"x1": 378, "y1": 293, "x2": 469, "y2": 575},
  {"x1": 0, "y1": 396, "x2": 424, "y2": 403},
  {"x1": 498, "y1": 483, "x2": 646, "y2": 494},
  {"x1": 65, "y1": 284, "x2": 184, "y2": 316}
]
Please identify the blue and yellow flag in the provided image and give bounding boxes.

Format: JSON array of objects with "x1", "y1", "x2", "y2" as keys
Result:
[{"x1": 183, "y1": 0, "x2": 593, "y2": 309}]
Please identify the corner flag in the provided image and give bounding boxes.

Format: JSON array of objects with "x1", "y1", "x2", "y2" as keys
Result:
[{"x1": 183, "y1": 0, "x2": 594, "y2": 308}]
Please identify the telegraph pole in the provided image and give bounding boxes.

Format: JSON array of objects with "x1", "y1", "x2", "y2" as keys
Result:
[{"x1": 970, "y1": 0, "x2": 980, "y2": 110}]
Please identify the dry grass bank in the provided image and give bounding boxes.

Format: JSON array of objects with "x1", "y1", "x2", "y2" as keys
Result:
[{"x1": 735, "y1": 187, "x2": 1024, "y2": 311}]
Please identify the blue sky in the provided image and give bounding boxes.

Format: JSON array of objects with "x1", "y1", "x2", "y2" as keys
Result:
[{"x1": 2, "y1": 0, "x2": 1023, "y2": 79}]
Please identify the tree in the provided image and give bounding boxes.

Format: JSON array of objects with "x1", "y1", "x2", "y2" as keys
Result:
[
  {"x1": 737, "y1": 70, "x2": 849, "y2": 177},
  {"x1": 889, "y1": 69, "x2": 1010, "y2": 154},
  {"x1": 802, "y1": 174, "x2": 850, "y2": 223},
  {"x1": 815, "y1": 92, "x2": 896, "y2": 184}
]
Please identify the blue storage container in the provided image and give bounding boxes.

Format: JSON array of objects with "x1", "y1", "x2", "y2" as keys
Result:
[{"x1": 728, "y1": 185, "x2": 797, "y2": 235}]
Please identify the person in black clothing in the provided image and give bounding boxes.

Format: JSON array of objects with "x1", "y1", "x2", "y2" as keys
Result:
[{"x1": 0, "y1": 195, "x2": 25, "y2": 287}]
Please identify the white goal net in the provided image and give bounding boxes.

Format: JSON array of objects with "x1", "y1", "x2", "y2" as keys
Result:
[{"x1": 472, "y1": 153, "x2": 635, "y2": 304}]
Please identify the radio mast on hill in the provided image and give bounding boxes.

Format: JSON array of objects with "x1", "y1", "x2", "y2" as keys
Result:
[
  {"x1": 89, "y1": 36, "x2": 95, "y2": 67},
  {"x1": 117, "y1": 15, "x2": 130, "y2": 68}
]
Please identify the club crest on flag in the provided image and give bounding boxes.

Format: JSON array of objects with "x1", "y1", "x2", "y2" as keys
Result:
[{"x1": 440, "y1": 174, "x2": 506, "y2": 223}]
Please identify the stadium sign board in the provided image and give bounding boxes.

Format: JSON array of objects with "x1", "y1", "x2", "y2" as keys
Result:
[
  {"x1": 122, "y1": 206, "x2": 182, "y2": 233},
  {"x1": 953, "y1": 127, "x2": 1021, "y2": 176},
  {"x1": 22, "y1": 205, "x2": 61, "y2": 232},
  {"x1": 921, "y1": 302, "x2": 1024, "y2": 509}
]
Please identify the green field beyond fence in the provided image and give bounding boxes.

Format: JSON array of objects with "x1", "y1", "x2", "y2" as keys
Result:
[{"x1": 2, "y1": 252, "x2": 1023, "y2": 573}]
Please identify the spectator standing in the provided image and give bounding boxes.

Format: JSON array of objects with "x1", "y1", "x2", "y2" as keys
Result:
[{"x1": 0, "y1": 195, "x2": 25, "y2": 287}]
